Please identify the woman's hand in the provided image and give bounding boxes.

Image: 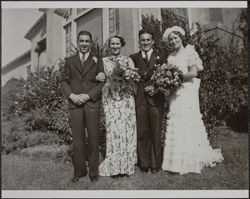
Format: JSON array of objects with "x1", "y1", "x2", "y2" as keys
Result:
[{"x1": 96, "y1": 72, "x2": 106, "y2": 82}]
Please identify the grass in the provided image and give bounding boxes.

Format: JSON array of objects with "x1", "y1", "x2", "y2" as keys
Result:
[{"x1": 2, "y1": 127, "x2": 248, "y2": 190}]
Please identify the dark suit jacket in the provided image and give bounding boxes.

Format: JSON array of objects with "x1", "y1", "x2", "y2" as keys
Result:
[
  {"x1": 60, "y1": 52, "x2": 105, "y2": 109},
  {"x1": 130, "y1": 50, "x2": 165, "y2": 107}
]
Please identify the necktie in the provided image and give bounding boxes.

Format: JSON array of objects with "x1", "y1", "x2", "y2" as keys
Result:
[
  {"x1": 145, "y1": 52, "x2": 149, "y2": 66},
  {"x1": 81, "y1": 53, "x2": 85, "y2": 65},
  {"x1": 145, "y1": 52, "x2": 149, "y2": 61}
]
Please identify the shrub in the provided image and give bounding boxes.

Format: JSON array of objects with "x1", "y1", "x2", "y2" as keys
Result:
[
  {"x1": 1, "y1": 78, "x2": 26, "y2": 116},
  {"x1": 2, "y1": 60, "x2": 72, "y2": 147}
]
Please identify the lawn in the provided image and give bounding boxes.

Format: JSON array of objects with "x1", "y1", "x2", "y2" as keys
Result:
[{"x1": 2, "y1": 127, "x2": 248, "y2": 190}]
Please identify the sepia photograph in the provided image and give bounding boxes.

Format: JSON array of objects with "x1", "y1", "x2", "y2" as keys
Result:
[{"x1": 1, "y1": 1, "x2": 248, "y2": 198}]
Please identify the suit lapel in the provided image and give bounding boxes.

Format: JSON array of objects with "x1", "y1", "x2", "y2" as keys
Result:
[
  {"x1": 148, "y1": 51, "x2": 156, "y2": 69},
  {"x1": 81, "y1": 53, "x2": 95, "y2": 78},
  {"x1": 72, "y1": 53, "x2": 84, "y2": 76},
  {"x1": 137, "y1": 52, "x2": 148, "y2": 71}
]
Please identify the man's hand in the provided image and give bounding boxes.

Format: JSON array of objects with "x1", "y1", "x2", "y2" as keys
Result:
[
  {"x1": 69, "y1": 93, "x2": 83, "y2": 105},
  {"x1": 145, "y1": 85, "x2": 152, "y2": 92},
  {"x1": 96, "y1": 72, "x2": 106, "y2": 82},
  {"x1": 79, "y1": 93, "x2": 90, "y2": 104}
]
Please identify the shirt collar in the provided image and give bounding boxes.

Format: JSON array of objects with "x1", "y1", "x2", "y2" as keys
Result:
[
  {"x1": 141, "y1": 48, "x2": 153, "y2": 59},
  {"x1": 79, "y1": 51, "x2": 90, "y2": 61}
]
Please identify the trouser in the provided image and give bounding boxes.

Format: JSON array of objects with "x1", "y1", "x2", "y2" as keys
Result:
[
  {"x1": 136, "y1": 99, "x2": 164, "y2": 169},
  {"x1": 70, "y1": 105, "x2": 100, "y2": 177}
]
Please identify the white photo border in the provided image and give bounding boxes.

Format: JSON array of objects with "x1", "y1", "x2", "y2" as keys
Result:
[{"x1": 1, "y1": 1, "x2": 248, "y2": 198}]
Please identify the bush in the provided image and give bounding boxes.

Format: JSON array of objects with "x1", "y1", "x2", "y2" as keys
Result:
[
  {"x1": 141, "y1": 9, "x2": 247, "y2": 136},
  {"x1": 1, "y1": 78, "x2": 26, "y2": 116},
  {"x1": 1, "y1": 115, "x2": 60, "y2": 154},
  {"x1": 2, "y1": 60, "x2": 72, "y2": 148}
]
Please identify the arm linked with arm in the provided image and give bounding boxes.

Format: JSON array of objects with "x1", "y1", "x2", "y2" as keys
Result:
[{"x1": 87, "y1": 58, "x2": 106, "y2": 102}]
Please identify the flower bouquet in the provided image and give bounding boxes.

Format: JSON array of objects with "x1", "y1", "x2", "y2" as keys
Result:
[
  {"x1": 145, "y1": 63, "x2": 183, "y2": 97},
  {"x1": 109, "y1": 57, "x2": 140, "y2": 100}
]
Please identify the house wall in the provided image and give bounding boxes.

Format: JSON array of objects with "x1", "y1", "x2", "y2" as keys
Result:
[
  {"x1": 2, "y1": 59, "x2": 31, "y2": 86},
  {"x1": 119, "y1": 8, "x2": 140, "y2": 56},
  {"x1": 46, "y1": 9, "x2": 64, "y2": 67},
  {"x1": 29, "y1": 19, "x2": 47, "y2": 71}
]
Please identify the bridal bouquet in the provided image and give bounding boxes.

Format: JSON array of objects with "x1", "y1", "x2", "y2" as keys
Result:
[
  {"x1": 109, "y1": 57, "x2": 140, "y2": 100},
  {"x1": 146, "y1": 63, "x2": 183, "y2": 97}
]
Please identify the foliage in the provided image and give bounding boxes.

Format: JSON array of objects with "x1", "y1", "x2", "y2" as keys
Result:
[
  {"x1": 1, "y1": 60, "x2": 73, "y2": 147},
  {"x1": 141, "y1": 9, "x2": 247, "y2": 135},
  {"x1": 1, "y1": 78, "x2": 26, "y2": 116}
]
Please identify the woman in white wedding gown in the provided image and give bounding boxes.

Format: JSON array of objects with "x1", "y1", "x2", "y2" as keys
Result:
[{"x1": 161, "y1": 26, "x2": 224, "y2": 174}]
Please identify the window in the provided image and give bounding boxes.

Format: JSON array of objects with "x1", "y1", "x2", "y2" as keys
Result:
[
  {"x1": 65, "y1": 23, "x2": 72, "y2": 57},
  {"x1": 109, "y1": 8, "x2": 120, "y2": 35}
]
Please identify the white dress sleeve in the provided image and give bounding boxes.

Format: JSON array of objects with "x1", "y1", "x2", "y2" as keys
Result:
[{"x1": 186, "y1": 44, "x2": 203, "y2": 71}]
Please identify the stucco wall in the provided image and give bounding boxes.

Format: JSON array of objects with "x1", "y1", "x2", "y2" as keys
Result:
[
  {"x1": 29, "y1": 19, "x2": 47, "y2": 72},
  {"x1": 46, "y1": 10, "x2": 64, "y2": 67},
  {"x1": 2, "y1": 60, "x2": 31, "y2": 86},
  {"x1": 119, "y1": 8, "x2": 140, "y2": 56}
]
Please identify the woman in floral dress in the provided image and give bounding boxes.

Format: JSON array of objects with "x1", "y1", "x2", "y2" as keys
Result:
[
  {"x1": 161, "y1": 26, "x2": 224, "y2": 174},
  {"x1": 96, "y1": 35, "x2": 137, "y2": 177}
]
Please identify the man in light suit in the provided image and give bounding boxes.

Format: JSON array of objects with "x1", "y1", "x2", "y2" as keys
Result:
[
  {"x1": 130, "y1": 29, "x2": 165, "y2": 173},
  {"x1": 60, "y1": 31, "x2": 105, "y2": 183}
]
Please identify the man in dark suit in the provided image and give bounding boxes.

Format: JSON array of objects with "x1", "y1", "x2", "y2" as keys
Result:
[
  {"x1": 130, "y1": 29, "x2": 165, "y2": 173},
  {"x1": 60, "y1": 31, "x2": 105, "y2": 183}
]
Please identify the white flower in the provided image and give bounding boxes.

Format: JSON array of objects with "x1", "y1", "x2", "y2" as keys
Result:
[
  {"x1": 92, "y1": 56, "x2": 98, "y2": 63},
  {"x1": 156, "y1": 56, "x2": 160, "y2": 60}
]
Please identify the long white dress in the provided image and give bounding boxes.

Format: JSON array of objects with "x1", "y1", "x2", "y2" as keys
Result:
[
  {"x1": 162, "y1": 45, "x2": 224, "y2": 174},
  {"x1": 99, "y1": 55, "x2": 137, "y2": 176}
]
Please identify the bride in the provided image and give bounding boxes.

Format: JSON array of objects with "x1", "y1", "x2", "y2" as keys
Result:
[{"x1": 161, "y1": 26, "x2": 224, "y2": 174}]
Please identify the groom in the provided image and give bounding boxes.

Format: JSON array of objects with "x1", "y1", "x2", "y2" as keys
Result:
[
  {"x1": 60, "y1": 30, "x2": 105, "y2": 182},
  {"x1": 130, "y1": 29, "x2": 165, "y2": 173}
]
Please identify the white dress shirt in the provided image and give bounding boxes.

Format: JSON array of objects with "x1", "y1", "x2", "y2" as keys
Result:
[
  {"x1": 141, "y1": 48, "x2": 153, "y2": 61},
  {"x1": 79, "y1": 51, "x2": 90, "y2": 62}
]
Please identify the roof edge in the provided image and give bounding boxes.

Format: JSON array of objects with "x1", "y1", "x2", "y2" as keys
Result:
[
  {"x1": 24, "y1": 14, "x2": 46, "y2": 40},
  {"x1": 2, "y1": 50, "x2": 31, "y2": 74}
]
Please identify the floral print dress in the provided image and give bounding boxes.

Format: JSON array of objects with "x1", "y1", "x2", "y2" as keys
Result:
[{"x1": 99, "y1": 55, "x2": 137, "y2": 176}]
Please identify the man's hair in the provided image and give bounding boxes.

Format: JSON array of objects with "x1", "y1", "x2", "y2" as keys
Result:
[
  {"x1": 138, "y1": 29, "x2": 154, "y2": 40},
  {"x1": 77, "y1": 31, "x2": 92, "y2": 41}
]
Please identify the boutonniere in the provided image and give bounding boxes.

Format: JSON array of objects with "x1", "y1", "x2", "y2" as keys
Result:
[
  {"x1": 92, "y1": 56, "x2": 98, "y2": 63},
  {"x1": 156, "y1": 56, "x2": 160, "y2": 61}
]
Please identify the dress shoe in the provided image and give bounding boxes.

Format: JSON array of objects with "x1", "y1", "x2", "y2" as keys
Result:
[
  {"x1": 89, "y1": 176, "x2": 98, "y2": 183},
  {"x1": 71, "y1": 176, "x2": 80, "y2": 183},
  {"x1": 140, "y1": 167, "x2": 149, "y2": 173},
  {"x1": 151, "y1": 168, "x2": 161, "y2": 173}
]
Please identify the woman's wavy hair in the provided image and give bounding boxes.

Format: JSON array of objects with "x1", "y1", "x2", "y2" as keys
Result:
[
  {"x1": 169, "y1": 30, "x2": 188, "y2": 47},
  {"x1": 102, "y1": 35, "x2": 126, "y2": 57}
]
